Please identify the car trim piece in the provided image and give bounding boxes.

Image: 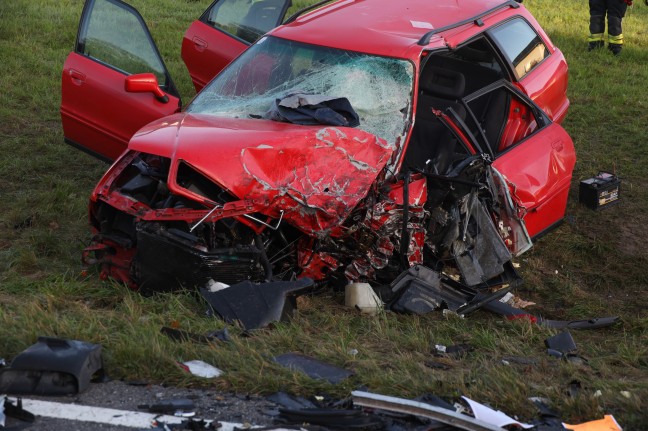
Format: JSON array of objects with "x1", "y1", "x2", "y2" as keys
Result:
[
  {"x1": 417, "y1": 0, "x2": 520, "y2": 46},
  {"x1": 351, "y1": 391, "x2": 506, "y2": 431}
]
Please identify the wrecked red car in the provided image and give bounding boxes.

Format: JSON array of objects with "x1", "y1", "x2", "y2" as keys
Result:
[{"x1": 61, "y1": 0, "x2": 575, "y2": 293}]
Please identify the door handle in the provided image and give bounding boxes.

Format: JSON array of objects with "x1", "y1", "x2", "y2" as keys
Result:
[
  {"x1": 192, "y1": 36, "x2": 207, "y2": 51},
  {"x1": 69, "y1": 69, "x2": 86, "y2": 85},
  {"x1": 551, "y1": 140, "x2": 563, "y2": 151}
]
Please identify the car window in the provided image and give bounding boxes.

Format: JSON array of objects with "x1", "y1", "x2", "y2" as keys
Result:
[
  {"x1": 488, "y1": 18, "x2": 548, "y2": 80},
  {"x1": 77, "y1": 0, "x2": 167, "y2": 86},
  {"x1": 204, "y1": 0, "x2": 289, "y2": 44},
  {"x1": 463, "y1": 84, "x2": 545, "y2": 156},
  {"x1": 188, "y1": 36, "x2": 414, "y2": 147}
]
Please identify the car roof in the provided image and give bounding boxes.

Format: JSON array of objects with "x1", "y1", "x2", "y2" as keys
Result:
[{"x1": 272, "y1": 0, "x2": 519, "y2": 58}]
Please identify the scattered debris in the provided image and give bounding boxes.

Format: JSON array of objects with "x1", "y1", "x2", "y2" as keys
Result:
[
  {"x1": 483, "y1": 300, "x2": 619, "y2": 330},
  {"x1": 0, "y1": 337, "x2": 103, "y2": 395},
  {"x1": 266, "y1": 392, "x2": 317, "y2": 411},
  {"x1": 277, "y1": 407, "x2": 383, "y2": 430},
  {"x1": 344, "y1": 282, "x2": 383, "y2": 314},
  {"x1": 461, "y1": 396, "x2": 533, "y2": 429},
  {"x1": 273, "y1": 353, "x2": 353, "y2": 384},
  {"x1": 434, "y1": 343, "x2": 474, "y2": 359},
  {"x1": 179, "y1": 360, "x2": 223, "y2": 379},
  {"x1": 527, "y1": 398, "x2": 567, "y2": 430},
  {"x1": 352, "y1": 390, "x2": 504, "y2": 431},
  {"x1": 138, "y1": 398, "x2": 196, "y2": 417},
  {"x1": 200, "y1": 278, "x2": 314, "y2": 331},
  {"x1": 563, "y1": 414, "x2": 623, "y2": 431},
  {"x1": 389, "y1": 265, "x2": 469, "y2": 314},
  {"x1": 544, "y1": 332, "x2": 588, "y2": 366},
  {"x1": 545, "y1": 331, "x2": 577, "y2": 356},
  {"x1": 2, "y1": 396, "x2": 35, "y2": 426}
]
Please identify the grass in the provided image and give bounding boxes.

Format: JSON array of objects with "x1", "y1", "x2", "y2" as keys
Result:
[{"x1": 1, "y1": 0, "x2": 648, "y2": 428}]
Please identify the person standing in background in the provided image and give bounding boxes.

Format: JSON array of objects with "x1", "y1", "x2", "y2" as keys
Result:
[{"x1": 588, "y1": 0, "x2": 632, "y2": 55}]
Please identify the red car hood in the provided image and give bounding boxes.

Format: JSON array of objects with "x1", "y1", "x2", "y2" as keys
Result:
[{"x1": 129, "y1": 113, "x2": 394, "y2": 234}]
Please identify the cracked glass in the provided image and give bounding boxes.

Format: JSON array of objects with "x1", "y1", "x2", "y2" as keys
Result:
[{"x1": 187, "y1": 36, "x2": 414, "y2": 147}]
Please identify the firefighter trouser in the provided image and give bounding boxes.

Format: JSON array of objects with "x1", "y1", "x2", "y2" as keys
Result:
[{"x1": 589, "y1": 0, "x2": 628, "y2": 45}]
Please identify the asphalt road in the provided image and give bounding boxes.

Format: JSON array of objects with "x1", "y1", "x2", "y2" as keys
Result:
[{"x1": 3, "y1": 380, "x2": 279, "y2": 430}]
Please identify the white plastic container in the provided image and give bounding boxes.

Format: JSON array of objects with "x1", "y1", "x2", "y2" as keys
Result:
[{"x1": 345, "y1": 282, "x2": 383, "y2": 314}]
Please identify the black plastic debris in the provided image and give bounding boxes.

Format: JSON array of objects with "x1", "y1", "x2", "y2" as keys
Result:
[
  {"x1": 139, "y1": 398, "x2": 195, "y2": 416},
  {"x1": 482, "y1": 298, "x2": 619, "y2": 330},
  {"x1": 273, "y1": 353, "x2": 354, "y2": 384},
  {"x1": 0, "y1": 337, "x2": 103, "y2": 395},
  {"x1": 3, "y1": 397, "x2": 35, "y2": 424},
  {"x1": 266, "y1": 391, "x2": 318, "y2": 411},
  {"x1": 528, "y1": 398, "x2": 568, "y2": 430},
  {"x1": 200, "y1": 278, "x2": 314, "y2": 331},
  {"x1": 442, "y1": 344, "x2": 474, "y2": 358},
  {"x1": 265, "y1": 93, "x2": 360, "y2": 127},
  {"x1": 389, "y1": 265, "x2": 469, "y2": 314},
  {"x1": 540, "y1": 316, "x2": 619, "y2": 330},
  {"x1": 278, "y1": 407, "x2": 384, "y2": 430},
  {"x1": 352, "y1": 391, "x2": 503, "y2": 431},
  {"x1": 544, "y1": 332, "x2": 588, "y2": 365},
  {"x1": 146, "y1": 418, "x2": 221, "y2": 430},
  {"x1": 545, "y1": 331, "x2": 577, "y2": 356}
]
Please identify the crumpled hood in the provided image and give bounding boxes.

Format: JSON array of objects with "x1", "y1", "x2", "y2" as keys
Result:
[{"x1": 129, "y1": 113, "x2": 394, "y2": 234}]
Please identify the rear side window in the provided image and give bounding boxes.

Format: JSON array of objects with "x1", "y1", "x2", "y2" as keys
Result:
[
  {"x1": 489, "y1": 18, "x2": 548, "y2": 79},
  {"x1": 204, "y1": 0, "x2": 289, "y2": 44}
]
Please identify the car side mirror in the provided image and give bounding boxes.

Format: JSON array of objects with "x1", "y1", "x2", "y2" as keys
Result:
[{"x1": 125, "y1": 73, "x2": 169, "y2": 103}]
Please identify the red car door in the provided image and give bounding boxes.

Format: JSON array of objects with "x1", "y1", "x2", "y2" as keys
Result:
[
  {"x1": 460, "y1": 82, "x2": 576, "y2": 238},
  {"x1": 61, "y1": 0, "x2": 181, "y2": 162},
  {"x1": 182, "y1": 0, "x2": 292, "y2": 92}
]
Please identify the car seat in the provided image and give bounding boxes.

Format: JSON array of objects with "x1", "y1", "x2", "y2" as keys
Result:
[{"x1": 402, "y1": 67, "x2": 467, "y2": 174}]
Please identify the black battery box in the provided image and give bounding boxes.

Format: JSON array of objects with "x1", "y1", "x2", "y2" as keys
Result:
[{"x1": 579, "y1": 172, "x2": 621, "y2": 210}]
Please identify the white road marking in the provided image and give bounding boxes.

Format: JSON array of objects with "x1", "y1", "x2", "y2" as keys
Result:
[{"x1": 17, "y1": 398, "x2": 246, "y2": 430}]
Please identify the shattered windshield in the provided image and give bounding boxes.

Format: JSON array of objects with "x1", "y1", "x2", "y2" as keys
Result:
[{"x1": 187, "y1": 36, "x2": 414, "y2": 147}]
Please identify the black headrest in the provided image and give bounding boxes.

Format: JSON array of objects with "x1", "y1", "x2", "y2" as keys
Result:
[{"x1": 419, "y1": 66, "x2": 466, "y2": 99}]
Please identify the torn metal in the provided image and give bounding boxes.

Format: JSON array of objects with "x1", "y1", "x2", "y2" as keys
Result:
[
  {"x1": 351, "y1": 391, "x2": 506, "y2": 431},
  {"x1": 81, "y1": 40, "x2": 570, "y2": 298}
]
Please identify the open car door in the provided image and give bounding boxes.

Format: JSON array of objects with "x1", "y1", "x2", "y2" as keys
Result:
[
  {"x1": 61, "y1": 0, "x2": 181, "y2": 162},
  {"x1": 182, "y1": 0, "x2": 292, "y2": 92},
  {"x1": 460, "y1": 82, "x2": 576, "y2": 238}
]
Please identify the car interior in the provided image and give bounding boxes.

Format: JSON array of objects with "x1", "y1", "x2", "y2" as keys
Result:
[{"x1": 403, "y1": 36, "x2": 541, "y2": 175}]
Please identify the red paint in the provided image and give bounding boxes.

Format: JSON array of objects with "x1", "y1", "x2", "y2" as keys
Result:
[
  {"x1": 63, "y1": 0, "x2": 577, "y2": 289},
  {"x1": 181, "y1": 20, "x2": 248, "y2": 92}
]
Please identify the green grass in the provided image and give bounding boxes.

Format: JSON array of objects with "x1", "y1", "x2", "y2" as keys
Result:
[{"x1": 1, "y1": 0, "x2": 648, "y2": 429}]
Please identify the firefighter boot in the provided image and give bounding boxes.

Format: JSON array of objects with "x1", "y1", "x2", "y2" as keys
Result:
[
  {"x1": 607, "y1": 16, "x2": 624, "y2": 56},
  {"x1": 588, "y1": 14, "x2": 605, "y2": 51}
]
